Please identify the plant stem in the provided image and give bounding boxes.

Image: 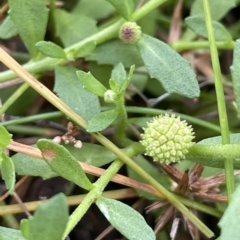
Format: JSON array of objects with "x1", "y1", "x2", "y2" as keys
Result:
[
  {"x1": 0, "y1": 49, "x2": 213, "y2": 238},
  {"x1": 62, "y1": 159, "x2": 124, "y2": 239},
  {"x1": 0, "y1": 82, "x2": 29, "y2": 115},
  {"x1": 202, "y1": 0, "x2": 235, "y2": 201},
  {"x1": 0, "y1": 111, "x2": 63, "y2": 126}
]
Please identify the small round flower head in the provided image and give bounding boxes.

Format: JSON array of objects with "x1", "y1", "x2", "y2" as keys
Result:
[
  {"x1": 104, "y1": 89, "x2": 117, "y2": 103},
  {"x1": 140, "y1": 114, "x2": 195, "y2": 164},
  {"x1": 119, "y1": 22, "x2": 142, "y2": 44}
]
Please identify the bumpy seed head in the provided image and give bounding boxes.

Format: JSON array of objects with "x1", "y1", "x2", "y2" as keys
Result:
[
  {"x1": 119, "y1": 22, "x2": 142, "y2": 44},
  {"x1": 140, "y1": 114, "x2": 195, "y2": 164}
]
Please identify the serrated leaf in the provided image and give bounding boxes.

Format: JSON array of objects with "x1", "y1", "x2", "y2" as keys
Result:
[
  {"x1": 28, "y1": 193, "x2": 68, "y2": 240},
  {"x1": 86, "y1": 40, "x2": 144, "y2": 67},
  {"x1": 0, "y1": 227, "x2": 26, "y2": 240},
  {"x1": 36, "y1": 41, "x2": 67, "y2": 59},
  {"x1": 76, "y1": 71, "x2": 107, "y2": 97},
  {"x1": 54, "y1": 9, "x2": 98, "y2": 47},
  {"x1": 119, "y1": 65, "x2": 135, "y2": 93},
  {"x1": 54, "y1": 65, "x2": 100, "y2": 121},
  {"x1": 106, "y1": 0, "x2": 134, "y2": 20},
  {"x1": 96, "y1": 196, "x2": 155, "y2": 240},
  {"x1": 185, "y1": 15, "x2": 232, "y2": 41},
  {"x1": 1, "y1": 153, "x2": 15, "y2": 194},
  {"x1": 137, "y1": 34, "x2": 200, "y2": 98},
  {"x1": 127, "y1": 155, "x2": 171, "y2": 200},
  {"x1": 8, "y1": 0, "x2": 49, "y2": 58},
  {"x1": 0, "y1": 125, "x2": 12, "y2": 149},
  {"x1": 37, "y1": 139, "x2": 93, "y2": 190},
  {"x1": 72, "y1": 0, "x2": 115, "y2": 20},
  {"x1": 231, "y1": 39, "x2": 240, "y2": 114},
  {"x1": 20, "y1": 219, "x2": 29, "y2": 239},
  {"x1": 86, "y1": 109, "x2": 118, "y2": 132},
  {"x1": 190, "y1": 0, "x2": 236, "y2": 21},
  {"x1": 111, "y1": 63, "x2": 127, "y2": 92},
  {"x1": 218, "y1": 185, "x2": 240, "y2": 240},
  {"x1": 0, "y1": 16, "x2": 18, "y2": 39}
]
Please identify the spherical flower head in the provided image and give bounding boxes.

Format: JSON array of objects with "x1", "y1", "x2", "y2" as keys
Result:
[
  {"x1": 119, "y1": 22, "x2": 142, "y2": 44},
  {"x1": 140, "y1": 114, "x2": 195, "y2": 164},
  {"x1": 104, "y1": 89, "x2": 117, "y2": 103}
]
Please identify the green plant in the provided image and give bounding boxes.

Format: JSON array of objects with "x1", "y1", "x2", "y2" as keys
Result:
[{"x1": 0, "y1": 0, "x2": 240, "y2": 239}]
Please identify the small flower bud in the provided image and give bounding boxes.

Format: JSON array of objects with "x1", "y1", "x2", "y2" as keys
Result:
[
  {"x1": 140, "y1": 114, "x2": 195, "y2": 164},
  {"x1": 104, "y1": 90, "x2": 117, "y2": 103},
  {"x1": 119, "y1": 22, "x2": 142, "y2": 44}
]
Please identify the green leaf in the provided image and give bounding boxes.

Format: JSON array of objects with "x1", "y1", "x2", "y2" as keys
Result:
[
  {"x1": 35, "y1": 41, "x2": 67, "y2": 59},
  {"x1": 86, "y1": 109, "x2": 118, "y2": 132},
  {"x1": 0, "y1": 227, "x2": 26, "y2": 240},
  {"x1": 37, "y1": 139, "x2": 93, "y2": 190},
  {"x1": 28, "y1": 193, "x2": 68, "y2": 240},
  {"x1": 0, "y1": 125, "x2": 12, "y2": 149},
  {"x1": 54, "y1": 9, "x2": 98, "y2": 47},
  {"x1": 20, "y1": 219, "x2": 30, "y2": 239},
  {"x1": 137, "y1": 34, "x2": 200, "y2": 98},
  {"x1": 190, "y1": 0, "x2": 236, "y2": 21},
  {"x1": 198, "y1": 133, "x2": 240, "y2": 145},
  {"x1": 76, "y1": 71, "x2": 107, "y2": 97},
  {"x1": 96, "y1": 196, "x2": 155, "y2": 240},
  {"x1": 218, "y1": 185, "x2": 240, "y2": 240},
  {"x1": 73, "y1": 41, "x2": 96, "y2": 58},
  {"x1": 12, "y1": 143, "x2": 116, "y2": 179},
  {"x1": 54, "y1": 65, "x2": 100, "y2": 121},
  {"x1": 66, "y1": 143, "x2": 116, "y2": 167},
  {"x1": 0, "y1": 16, "x2": 18, "y2": 39},
  {"x1": 119, "y1": 65, "x2": 135, "y2": 93},
  {"x1": 72, "y1": 0, "x2": 115, "y2": 20},
  {"x1": 106, "y1": 0, "x2": 134, "y2": 20},
  {"x1": 1, "y1": 153, "x2": 15, "y2": 194},
  {"x1": 127, "y1": 155, "x2": 171, "y2": 200},
  {"x1": 111, "y1": 62, "x2": 127, "y2": 92},
  {"x1": 86, "y1": 40, "x2": 144, "y2": 67},
  {"x1": 8, "y1": 0, "x2": 49, "y2": 58},
  {"x1": 185, "y1": 15, "x2": 232, "y2": 41},
  {"x1": 231, "y1": 39, "x2": 240, "y2": 114},
  {"x1": 12, "y1": 151, "x2": 57, "y2": 179}
]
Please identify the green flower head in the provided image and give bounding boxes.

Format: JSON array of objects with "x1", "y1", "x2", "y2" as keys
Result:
[
  {"x1": 119, "y1": 22, "x2": 142, "y2": 44},
  {"x1": 140, "y1": 114, "x2": 195, "y2": 164}
]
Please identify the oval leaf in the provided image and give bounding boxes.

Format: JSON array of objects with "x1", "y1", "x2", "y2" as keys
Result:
[
  {"x1": 96, "y1": 196, "x2": 155, "y2": 240},
  {"x1": 1, "y1": 153, "x2": 15, "y2": 194},
  {"x1": 8, "y1": 0, "x2": 49, "y2": 58},
  {"x1": 86, "y1": 109, "x2": 118, "y2": 132},
  {"x1": 219, "y1": 185, "x2": 240, "y2": 240},
  {"x1": 137, "y1": 34, "x2": 200, "y2": 98},
  {"x1": 0, "y1": 16, "x2": 18, "y2": 39},
  {"x1": 37, "y1": 139, "x2": 93, "y2": 190},
  {"x1": 0, "y1": 125, "x2": 12, "y2": 149},
  {"x1": 54, "y1": 65, "x2": 100, "y2": 121},
  {"x1": 231, "y1": 39, "x2": 240, "y2": 114},
  {"x1": 185, "y1": 15, "x2": 232, "y2": 41},
  {"x1": 28, "y1": 193, "x2": 68, "y2": 240},
  {"x1": 36, "y1": 41, "x2": 67, "y2": 59},
  {"x1": 106, "y1": 0, "x2": 134, "y2": 20},
  {"x1": 111, "y1": 62, "x2": 127, "y2": 92},
  {"x1": 77, "y1": 70, "x2": 107, "y2": 97},
  {"x1": 0, "y1": 227, "x2": 25, "y2": 240}
]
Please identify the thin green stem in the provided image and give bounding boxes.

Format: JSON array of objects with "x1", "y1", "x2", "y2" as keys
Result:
[
  {"x1": 62, "y1": 159, "x2": 124, "y2": 239},
  {"x1": 0, "y1": 82, "x2": 29, "y2": 115},
  {"x1": 171, "y1": 40, "x2": 235, "y2": 51},
  {"x1": 0, "y1": 111, "x2": 63, "y2": 126},
  {"x1": 0, "y1": 49, "x2": 213, "y2": 238},
  {"x1": 202, "y1": 0, "x2": 235, "y2": 201}
]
